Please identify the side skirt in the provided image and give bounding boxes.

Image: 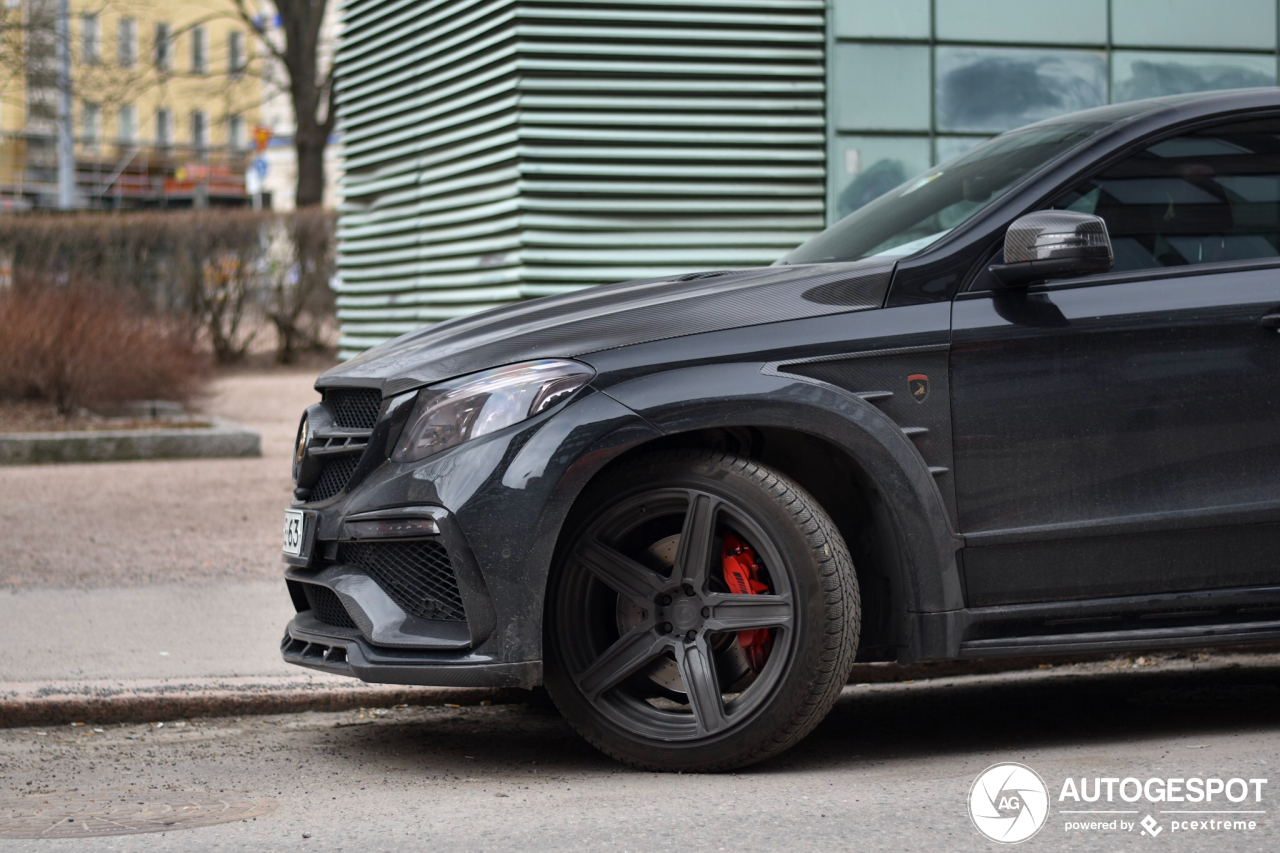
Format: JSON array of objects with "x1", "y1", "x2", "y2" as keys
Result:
[{"x1": 910, "y1": 584, "x2": 1280, "y2": 660}]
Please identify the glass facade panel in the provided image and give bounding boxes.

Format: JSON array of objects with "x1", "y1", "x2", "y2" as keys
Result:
[
  {"x1": 1112, "y1": 51, "x2": 1276, "y2": 102},
  {"x1": 1112, "y1": 0, "x2": 1277, "y2": 50},
  {"x1": 826, "y1": 1, "x2": 1278, "y2": 224},
  {"x1": 834, "y1": 43, "x2": 931, "y2": 131},
  {"x1": 936, "y1": 46, "x2": 1106, "y2": 133},
  {"x1": 833, "y1": 0, "x2": 930, "y2": 40},
  {"x1": 833, "y1": 135, "x2": 932, "y2": 217},
  {"x1": 935, "y1": 0, "x2": 1106, "y2": 45}
]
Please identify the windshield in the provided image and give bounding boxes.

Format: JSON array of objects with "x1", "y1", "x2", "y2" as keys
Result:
[{"x1": 780, "y1": 121, "x2": 1108, "y2": 265}]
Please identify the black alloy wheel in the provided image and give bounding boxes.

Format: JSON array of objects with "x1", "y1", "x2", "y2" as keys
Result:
[{"x1": 545, "y1": 450, "x2": 860, "y2": 771}]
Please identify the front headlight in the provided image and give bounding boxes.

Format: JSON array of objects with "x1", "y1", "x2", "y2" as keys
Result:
[{"x1": 391, "y1": 359, "x2": 595, "y2": 463}]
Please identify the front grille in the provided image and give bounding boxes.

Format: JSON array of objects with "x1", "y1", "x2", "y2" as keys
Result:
[
  {"x1": 325, "y1": 388, "x2": 382, "y2": 430},
  {"x1": 340, "y1": 539, "x2": 466, "y2": 622},
  {"x1": 303, "y1": 584, "x2": 357, "y2": 629},
  {"x1": 309, "y1": 454, "x2": 360, "y2": 502}
]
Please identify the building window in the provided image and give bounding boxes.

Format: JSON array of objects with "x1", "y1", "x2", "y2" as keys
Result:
[
  {"x1": 191, "y1": 111, "x2": 207, "y2": 149},
  {"x1": 154, "y1": 23, "x2": 171, "y2": 71},
  {"x1": 81, "y1": 14, "x2": 99, "y2": 64},
  {"x1": 191, "y1": 26, "x2": 206, "y2": 74},
  {"x1": 118, "y1": 17, "x2": 136, "y2": 68},
  {"x1": 229, "y1": 115, "x2": 246, "y2": 150},
  {"x1": 228, "y1": 31, "x2": 245, "y2": 75},
  {"x1": 82, "y1": 103, "x2": 100, "y2": 144},
  {"x1": 118, "y1": 104, "x2": 136, "y2": 144},
  {"x1": 28, "y1": 98, "x2": 55, "y2": 123},
  {"x1": 156, "y1": 108, "x2": 172, "y2": 146}
]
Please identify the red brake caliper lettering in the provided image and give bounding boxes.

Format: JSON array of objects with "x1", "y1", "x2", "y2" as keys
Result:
[{"x1": 721, "y1": 534, "x2": 774, "y2": 672}]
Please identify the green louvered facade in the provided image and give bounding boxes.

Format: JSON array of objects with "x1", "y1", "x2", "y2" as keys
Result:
[{"x1": 333, "y1": 0, "x2": 827, "y2": 357}]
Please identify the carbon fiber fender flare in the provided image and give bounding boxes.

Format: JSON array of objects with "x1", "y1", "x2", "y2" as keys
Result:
[{"x1": 596, "y1": 362, "x2": 966, "y2": 634}]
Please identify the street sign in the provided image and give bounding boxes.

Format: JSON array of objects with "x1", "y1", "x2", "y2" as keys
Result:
[
  {"x1": 245, "y1": 166, "x2": 262, "y2": 195},
  {"x1": 253, "y1": 157, "x2": 269, "y2": 178},
  {"x1": 253, "y1": 125, "x2": 272, "y2": 153}
]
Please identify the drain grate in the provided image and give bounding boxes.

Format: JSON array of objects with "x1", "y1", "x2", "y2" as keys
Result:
[{"x1": 0, "y1": 792, "x2": 278, "y2": 838}]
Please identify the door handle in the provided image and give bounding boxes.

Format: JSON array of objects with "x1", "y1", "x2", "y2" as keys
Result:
[{"x1": 1261, "y1": 313, "x2": 1280, "y2": 330}]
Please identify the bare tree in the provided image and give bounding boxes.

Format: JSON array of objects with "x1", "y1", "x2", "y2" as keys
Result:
[{"x1": 232, "y1": 0, "x2": 334, "y2": 207}]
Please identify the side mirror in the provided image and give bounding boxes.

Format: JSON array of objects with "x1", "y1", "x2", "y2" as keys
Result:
[{"x1": 990, "y1": 211, "x2": 1113, "y2": 288}]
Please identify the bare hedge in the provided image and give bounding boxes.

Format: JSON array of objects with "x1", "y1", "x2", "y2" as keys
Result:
[
  {"x1": 0, "y1": 284, "x2": 207, "y2": 415},
  {"x1": 0, "y1": 209, "x2": 336, "y2": 363}
]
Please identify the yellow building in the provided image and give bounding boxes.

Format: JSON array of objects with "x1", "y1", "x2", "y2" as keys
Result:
[{"x1": 0, "y1": 0, "x2": 265, "y2": 208}]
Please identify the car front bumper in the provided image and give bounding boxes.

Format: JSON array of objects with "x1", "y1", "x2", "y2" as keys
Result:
[
  {"x1": 281, "y1": 614, "x2": 542, "y2": 688},
  {"x1": 279, "y1": 387, "x2": 661, "y2": 689}
]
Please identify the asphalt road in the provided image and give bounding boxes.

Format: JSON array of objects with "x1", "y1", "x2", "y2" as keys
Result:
[{"x1": 2, "y1": 655, "x2": 1278, "y2": 851}]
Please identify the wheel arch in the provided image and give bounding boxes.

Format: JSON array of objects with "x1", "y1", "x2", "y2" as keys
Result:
[{"x1": 552, "y1": 363, "x2": 964, "y2": 661}]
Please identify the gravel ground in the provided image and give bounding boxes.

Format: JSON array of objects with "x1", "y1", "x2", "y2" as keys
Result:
[
  {"x1": 0, "y1": 369, "x2": 320, "y2": 590},
  {"x1": 1, "y1": 654, "x2": 1278, "y2": 851}
]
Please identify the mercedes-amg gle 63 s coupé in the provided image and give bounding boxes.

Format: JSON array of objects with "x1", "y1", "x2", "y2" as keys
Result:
[{"x1": 280, "y1": 90, "x2": 1280, "y2": 770}]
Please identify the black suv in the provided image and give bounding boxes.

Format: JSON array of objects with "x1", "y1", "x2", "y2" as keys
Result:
[{"x1": 281, "y1": 90, "x2": 1280, "y2": 770}]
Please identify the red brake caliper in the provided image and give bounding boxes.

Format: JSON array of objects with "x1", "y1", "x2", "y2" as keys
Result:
[{"x1": 721, "y1": 534, "x2": 774, "y2": 672}]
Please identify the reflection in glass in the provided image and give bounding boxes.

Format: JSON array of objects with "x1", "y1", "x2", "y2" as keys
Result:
[
  {"x1": 936, "y1": 47, "x2": 1106, "y2": 133},
  {"x1": 1112, "y1": 51, "x2": 1276, "y2": 102},
  {"x1": 1054, "y1": 119, "x2": 1280, "y2": 272}
]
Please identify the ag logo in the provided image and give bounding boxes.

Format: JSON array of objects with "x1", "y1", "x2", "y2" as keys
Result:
[
  {"x1": 969, "y1": 763, "x2": 1049, "y2": 844},
  {"x1": 908, "y1": 373, "x2": 929, "y2": 403}
]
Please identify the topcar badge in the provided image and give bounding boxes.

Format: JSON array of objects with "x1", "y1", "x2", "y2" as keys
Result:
[
  {"x1": 969, "y1": 763, "x2": 1050, "y2": 844},
  {"x1": 908, "y1": 373, "x2": 929, "y2": 403}
]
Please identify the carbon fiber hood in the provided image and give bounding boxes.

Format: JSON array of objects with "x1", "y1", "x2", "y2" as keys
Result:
[{"x1": 318, "y1": 259, "x2": 895, "y2": 395}]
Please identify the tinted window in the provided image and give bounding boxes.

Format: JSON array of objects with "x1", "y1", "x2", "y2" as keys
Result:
[{"x1": 1054, "y1": 119, "x2": 1280, "y2": 272}]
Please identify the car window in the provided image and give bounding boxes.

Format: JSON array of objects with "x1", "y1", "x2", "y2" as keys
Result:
[{"x1": 1053, "y1": 118, "x2": 1280, "y2": 273}]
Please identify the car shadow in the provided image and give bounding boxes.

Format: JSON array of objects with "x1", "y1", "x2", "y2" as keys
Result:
[
  {"x1": 311, "y1": 661, "x2": 1280, "y2": 775},
  {"x1": 769, "y1": 660, "x2": 1280, "y2": 773}
]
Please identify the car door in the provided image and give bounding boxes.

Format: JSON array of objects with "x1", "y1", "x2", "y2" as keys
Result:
[{"x1": 950, "y1": 116, "x2": 1280, "y2": 606}]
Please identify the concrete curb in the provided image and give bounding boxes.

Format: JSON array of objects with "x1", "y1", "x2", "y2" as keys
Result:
[
  {"x1": 0, "y1": 417, "x2": 261, "y2": 465},
  {"x1": 7, "y1": 648, "x2": 1275, "y2": 729},
  {"x1": 0, "y1": 656, "x2": 1117, "y2": 729},
  {"x1": 0, "y1": 676, "x2": 527, "y2": 728}
]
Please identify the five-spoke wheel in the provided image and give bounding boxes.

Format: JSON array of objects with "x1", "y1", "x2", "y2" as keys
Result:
[{"x1": 544, "y1": 450, "x2": 860, "y2": 771}]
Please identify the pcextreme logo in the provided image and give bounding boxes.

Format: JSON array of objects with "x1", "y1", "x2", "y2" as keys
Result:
[{"x1": 969, "y1": 764, "x2": 1269, "y2": 843}]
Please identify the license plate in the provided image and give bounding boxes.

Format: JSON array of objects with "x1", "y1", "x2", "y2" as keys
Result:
[{"x1": 282, "y1": 509, "x2": 306, "y2": 556}]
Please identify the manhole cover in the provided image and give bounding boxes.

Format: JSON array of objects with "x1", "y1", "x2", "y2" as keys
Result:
[{"x1": 0, "y1": 792, "x2": 278, "y2": 839}]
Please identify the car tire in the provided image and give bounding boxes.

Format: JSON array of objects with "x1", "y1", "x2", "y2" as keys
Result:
[{"x1": 544, "y1": 449, "x2": 860, "y2": 771}]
